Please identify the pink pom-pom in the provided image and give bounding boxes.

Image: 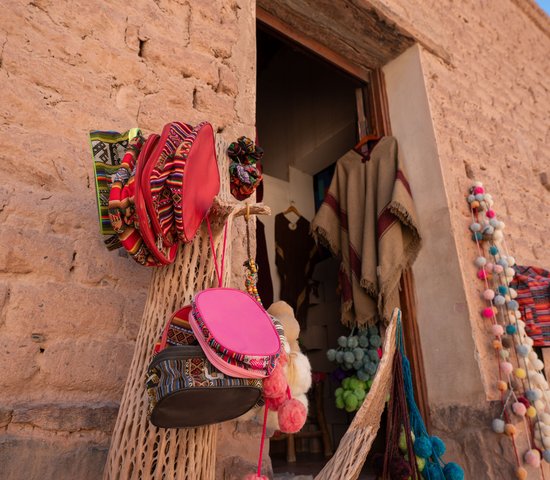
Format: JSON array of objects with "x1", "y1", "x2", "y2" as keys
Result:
[
  {"x1": 268, "y1": 394, "x2": 287, "y2": 411},
  {"x1": 473, "y1": 186, "x2": 485, "y2": 194},
  {"x1": 243, "y1": 475, "x2": 269, "y2": 480},
  {"x1": 477, "y1": 270, "x2": 488, "y2": 280},
  {"x1": 278, "y1": 398, "x2": 307, "y2": 433},
  {"x1": 483, "y1": 289, "x2": 495, "y2": 300},
  {"x1": 525, "y1": 449, "x2": 541, "y2": 468},
  {"x1": 493, "y1": 265, "x2": 504, "y2": 274},
  {"x1": 263, "y1": 365, "x2": 287, "y2": 399},
  {"x1": 512, "y1": 402, "x2": 527, "y2": 416},
  {"x1": 485, "y1": 263, "x2": 494, "y2": 272},
  {"x1": 482, "y1": 307, "x2": 494, "y2": 319},
  {"x1": 486, "y1": 209, "x2": 496, "y2": 218},
  {"x1": 501, "y1": 361, "x2": 514, "y2": 376},
  {"x1": 491, "y1": 324, "x2": 504, "y2": 336}
]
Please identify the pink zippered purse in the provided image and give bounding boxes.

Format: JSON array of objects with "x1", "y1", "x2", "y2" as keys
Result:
[{"x1": 188, "y1": 219, "x2": 281, "y2": 379}]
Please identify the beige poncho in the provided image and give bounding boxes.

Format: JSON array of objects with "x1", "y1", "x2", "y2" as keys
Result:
[{"x1": 311, "y1": 137, "x2": 421, "y2": 326}]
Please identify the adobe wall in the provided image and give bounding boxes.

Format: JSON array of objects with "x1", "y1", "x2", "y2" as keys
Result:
[
  {"x1": 0, "y1": 0, "x2": 548, "y2": 478},
  {"x1": 0, "y1": 0, "x2": 257, "y2": 478}
]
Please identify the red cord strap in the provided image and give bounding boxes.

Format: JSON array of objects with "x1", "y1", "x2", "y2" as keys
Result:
[{"x1": 206, "y1": 215, "x2": 228, "y2": 288}]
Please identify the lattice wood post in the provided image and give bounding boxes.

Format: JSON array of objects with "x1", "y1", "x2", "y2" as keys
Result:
[{"x1": 103, "y1": 136, "x2": 238, "y2": 480}]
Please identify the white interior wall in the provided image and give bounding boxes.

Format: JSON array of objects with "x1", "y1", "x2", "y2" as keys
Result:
[{"x1": 383, "y1": 45, "x2": 486, "y2": 405}]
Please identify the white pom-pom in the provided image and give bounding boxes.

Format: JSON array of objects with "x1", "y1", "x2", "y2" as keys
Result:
[
  {"x1": 529, "y1": 350, "x2": 538, "y2": 360},
  {"x1": 533, "y1": 359, "x2": 545, "y2": 371},
  {"x1": 543, "y1": 436, "x2": 550, "y2": 450},
  {"x1": 535, "y1": 400, "x2": 546, "y2": 411},
  {"x1": 542, "y1": 425, "x2": 550, "y2": 436},
  {"x1": 473, "y1": 181, "x2": 483, "y2": 187},
  {"x1": 493, "y1": 230, "x2": 504, "y2": 242},
  {"x1": 505, "y1": 267, "x2": 516, "y2": 277},
  {"x1": 507, "y1": 256, "x2": 516, "y2": 266}
]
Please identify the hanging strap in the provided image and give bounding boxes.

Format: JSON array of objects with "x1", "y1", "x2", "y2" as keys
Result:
[
  {"x1": 206, "y1": 215, "x2": 228, "y2": 287},
  {"x1": 256, "y1": 401, "x2": 270, "y2": 478}
]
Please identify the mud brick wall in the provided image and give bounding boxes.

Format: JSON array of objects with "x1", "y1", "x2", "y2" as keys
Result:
[{"x1": 0, "y1": 1, "x2": 256, "y2": 478}]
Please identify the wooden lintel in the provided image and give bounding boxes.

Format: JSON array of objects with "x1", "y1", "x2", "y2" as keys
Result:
[{"x1": 257, "y1": 6, "x2": 371, "y2": 83}]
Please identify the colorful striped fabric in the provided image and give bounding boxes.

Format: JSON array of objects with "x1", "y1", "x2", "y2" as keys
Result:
[
  {"x1": 511, "y1": 266, "x2": 550, "y2": 346},
  {"x1": 89, "y1": 128, "x2": 141, "y2": 236}
]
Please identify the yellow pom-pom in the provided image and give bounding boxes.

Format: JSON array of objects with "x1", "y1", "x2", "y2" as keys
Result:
[
  {"x1": 515, "y1": 368, "x2": 526, "y2": 379},
  {"x1": 497, "y1": 381, "x2": 508, "y2": 392},
  {"x1": 526, "y1": 406, "x2": 537, "y2": 418},
  {"x1": 516, "y1": 466, "x2": 527, "y2": 480},
  {"x1": 505, "y1": 424, "x2": 517, "y2": 436}
]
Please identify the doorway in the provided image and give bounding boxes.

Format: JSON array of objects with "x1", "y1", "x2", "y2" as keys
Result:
[{"x1": 256, "y1": 24, "x2": 384, "y2": 478}]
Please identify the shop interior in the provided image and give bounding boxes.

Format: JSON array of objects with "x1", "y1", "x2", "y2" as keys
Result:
[{"x1": 256, "y1": 25, "x2": 385, "y2": 478}]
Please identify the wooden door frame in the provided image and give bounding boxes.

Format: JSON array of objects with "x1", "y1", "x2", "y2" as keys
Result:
[{"x1": 257, "y1": 7, "x2": 431, "y2": 430}]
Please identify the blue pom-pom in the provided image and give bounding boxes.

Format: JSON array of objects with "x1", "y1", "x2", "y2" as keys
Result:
[
  {"x1": 493, "y1": 295, "x2": 506, "y2": 306},
  {"x1": 526, "y1": 389, "x2": 538, "y2": 402},
  {"x1": 475, "y1": 193, "x2": 485, "y2": 201},
  {"x1": 443, "y1": 462, "x2": 464, "y2": 480},
  {"x1": 543, "y1": 450, "x2": 550, "y2": 463},
  {"x1": 469, "y1": 222, "x2": 481, "y2": 232},
  {"x1": 472, "y1": 232, "x2": 483, "y2": 241},
  {"x1": 498, "y1": 285, "x2": 508, "y2": 295},
  {"x1": 489, "y1": 245, "x2": 499, "y2": 255},
  {"x1": 490, "y1": 218, "x2": 500, "y2": 228},
  {"x1": 467, "y1": 194, "x2": 475, "y2": 203},
  {"x1": 431, "y1": 436, "x2": 446, "y2": 457},
  {"x1": 516, "y1": 345, "x2": 529, "y2": 357},
  {"x1": 423, "y1": 462, "x2": 444, "y2": 480},
  {"x1": 414, "y1": 436, "x2": 433, "y2": 458},
  {"x1": 497, "y1": 258, "x2": 509, "y2": 268},
  {"x1": 507, "y1": 300, "x2": 519, "y2": 311},
  {"x1": 506, "y1": 324, "x2": 517, "y2": 335}
]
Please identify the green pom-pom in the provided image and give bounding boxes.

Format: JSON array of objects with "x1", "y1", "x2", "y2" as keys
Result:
[
  {"x1": 368, "y1": 349, "x2": 379, "y2": 361},
  {"x1": 357, "y1": 379, "x2": 367, "y2": 390},
  {"x1": 354, "y1": 388, "x2": 366, "y2": 401},
  {"x1": 365, "y1": 362, "x2": 378, "y2": 375},
  {"x1": 335, "y1": 397, "x2": 344, "y2": 409},
  {"x1": 416, "y1": 456, "x2": 426, "y2": 472},
  {"x1": 326, "y1": 349, "x2": 337, "y2": 362},
  {"x1": 335, "y1": 351, "x2": 344, "y2": 364},
  {"x1": 366, "y1": 379, "x2": 373, "y2": 389},
  {"x1": 358, "y1": 335, "x2": 369, "y2": 348},
  {"x1": 349, "y1": 378, "x2": 360, "y2": 390},
  {"x1": 343, "y1": 351, "x2": 355, "y2": 364},
  {"x1": 369, "y1": 335, "x2": 382, "y2": 348},
  {"x1": 353, "y1": 348, "x2": 365, "y2": 361},
  {"x1": 337, "y1": 336, "x2": 348, "y2": 347},
  {"x1": 347, "y1": 336, "x2": 359, "y2": 348},
  {"x1": 335, "y1": 387, "x2": 344, "y2": 398},
  {"x1": 342, "y1": 378, "x2": 351, "y2": 389},
  {"x1": 345, "y1": 394, "x2": 358, "y2": 411}
]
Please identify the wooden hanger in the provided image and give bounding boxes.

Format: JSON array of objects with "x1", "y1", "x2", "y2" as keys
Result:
[
  {"x1": 283, "y1": 201, "x2": 301, "y2": 218},
  {"x1": 354, "y1": 133, "x2": 381, "y2": 150}
]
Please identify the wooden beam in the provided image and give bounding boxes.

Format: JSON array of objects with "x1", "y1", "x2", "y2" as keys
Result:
[{"x1": 257, "y1": 6, "x2": 371, "y2": 83}]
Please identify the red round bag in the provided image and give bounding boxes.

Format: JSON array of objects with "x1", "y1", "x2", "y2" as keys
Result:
[{"x1": 141, "y1": 121, "x2": 220, "y2": 245}]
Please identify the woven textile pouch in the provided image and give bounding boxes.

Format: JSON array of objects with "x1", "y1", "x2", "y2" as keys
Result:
[
  {"x1": 108, "y1": 133, "x2": 167, "y2": 266},
  {"x1": 146, "y1": 306, "x2": 262, "y2": 428}
]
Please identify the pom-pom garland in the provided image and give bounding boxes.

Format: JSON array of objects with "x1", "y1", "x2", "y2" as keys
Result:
[
  {"x1": 467, "y1": 181, "x2": 550, "y2": 476},
  {"x1": 413, "y1": 436, "x2": 433, "y2": 458}
]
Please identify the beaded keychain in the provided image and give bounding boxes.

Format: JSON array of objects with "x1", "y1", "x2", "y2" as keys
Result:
[{"x1": 244, "y1": 204, "x2": 262, "y2": 304}]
